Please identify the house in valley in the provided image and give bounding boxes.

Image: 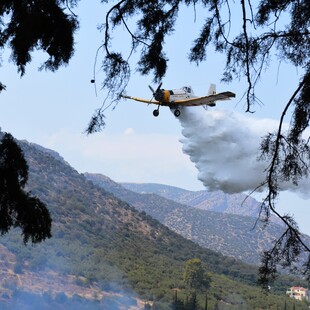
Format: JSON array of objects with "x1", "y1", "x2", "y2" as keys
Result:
[{"x1": 286, "y1": 286, "x2": 309, "y2": 301}]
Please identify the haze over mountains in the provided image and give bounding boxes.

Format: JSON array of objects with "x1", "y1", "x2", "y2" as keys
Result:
[
  {"x1": 121, "y1": 183, "x2": 267, "y2": 218},
  {"x1": 85, "y1": 174, "x2": 308, "y2": 266},
  {"x1": 0, "y1": 135, "x2": 307, "y2": 309}
]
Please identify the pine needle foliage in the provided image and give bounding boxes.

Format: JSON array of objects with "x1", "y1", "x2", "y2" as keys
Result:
[{"x1": 0, "y1": 133, "x2": 52, "y2": 243}]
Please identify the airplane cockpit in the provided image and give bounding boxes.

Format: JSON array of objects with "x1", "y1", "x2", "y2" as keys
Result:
[{"x1": 182, "y1": 86, "x2": 193, "y2": 94}]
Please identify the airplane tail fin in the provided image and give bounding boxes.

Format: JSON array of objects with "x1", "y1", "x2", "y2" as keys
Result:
[
  {"x1": 203, "y1": 83, "x2": 216, "y2": 109},
  {"x1": 208, "y1": 83, "x2": 216, "y2": 96}
]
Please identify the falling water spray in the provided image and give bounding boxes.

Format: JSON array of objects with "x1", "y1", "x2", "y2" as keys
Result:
[{"x1": 177, "y1": 107, "x2": 309, "y2": 197}]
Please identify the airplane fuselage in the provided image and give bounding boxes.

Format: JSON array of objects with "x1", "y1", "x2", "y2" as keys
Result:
[{"x1": 155, "y1": 86, "x2": 194, "y2": 105}]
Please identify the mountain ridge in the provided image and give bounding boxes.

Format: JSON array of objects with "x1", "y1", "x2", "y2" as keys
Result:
[
  {"x1": 86, "y1": 174, "x2": 309, "y2": 267},
  {"x1": 120, "y1": 182, "x2": 277, "y2": 221}
]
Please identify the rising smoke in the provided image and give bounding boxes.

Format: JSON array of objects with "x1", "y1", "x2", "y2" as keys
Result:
[{"x1": 177, "y1": 107, "x2": 309, "y2": 197}]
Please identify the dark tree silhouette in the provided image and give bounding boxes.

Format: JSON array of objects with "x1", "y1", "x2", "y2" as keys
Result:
[
  {"x1": 1, "y1": 0, "x2": 309, "y2": 284},
  {"x1": 0, "y1": 0, "x2": 77, "y2": 243},
  {"x1": 0, "y1": 0, "x2": 78, "y2": 89},
  {"x1": 0, "y1": 133, "x2": 52, "y2": 243}
]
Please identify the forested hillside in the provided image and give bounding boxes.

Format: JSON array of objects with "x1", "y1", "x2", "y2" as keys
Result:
[
  {"x1": 0, "y1": 139, "x2": 307, "y2": 309},
  {"x1": 86, "y1": 174, "x2": 310, "y2": 266}
]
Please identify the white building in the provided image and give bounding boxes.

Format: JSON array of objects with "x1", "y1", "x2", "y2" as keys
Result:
[{"x1": 286, "y1": 286, "x2": 309, "y2": 301}]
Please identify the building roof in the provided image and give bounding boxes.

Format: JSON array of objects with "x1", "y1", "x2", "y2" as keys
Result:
[{"x1": 288, "y1": 286, "x2": 307, "y2": 291}]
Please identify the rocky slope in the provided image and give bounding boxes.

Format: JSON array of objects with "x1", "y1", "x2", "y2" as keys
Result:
[
  {"x1": 87, "y1": 174, "x2": 309, "y2": 266},
  {"x1": 0, "y1": 137, "x2": 305, "y2": 309}
]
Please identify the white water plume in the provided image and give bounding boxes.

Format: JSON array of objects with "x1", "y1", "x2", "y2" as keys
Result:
[{"x1": 177, "y1": 107, "x2": 309, "y2": 197}]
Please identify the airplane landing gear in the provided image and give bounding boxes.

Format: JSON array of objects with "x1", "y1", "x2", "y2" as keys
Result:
[
  {"x1": 153, "y1": 109, "x2": 159, "y2": 117},
  {"x1": 174, "y1": 109, "x2": 181, "y2": 117}
]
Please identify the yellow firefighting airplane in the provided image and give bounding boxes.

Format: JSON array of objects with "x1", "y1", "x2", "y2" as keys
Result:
[{"x1": 121, "y1": 83, "x2": 236, "y2": 117}]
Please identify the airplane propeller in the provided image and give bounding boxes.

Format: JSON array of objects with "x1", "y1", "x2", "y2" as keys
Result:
[
  {"x1": 148, "y1": 82, "x2": 163, "y2": 117},
  {"x1": 148, "y1": 82, "x2": 163, "y2": 101},
  {"x1": 148, "y1": 85, "x2": 155, "y2": 94}
]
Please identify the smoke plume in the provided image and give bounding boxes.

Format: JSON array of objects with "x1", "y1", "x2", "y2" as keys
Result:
[{"x1": 178, "y1": 107, "x2": 309, "y2": 196}]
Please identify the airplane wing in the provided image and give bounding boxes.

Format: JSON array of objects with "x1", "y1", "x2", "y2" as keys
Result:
[
  {"x1": 121, "y1": 95, "x2": 160, "y2": 105},
  {"x1": 175, "y1": 91, "x2": 236, "y2": 106}
]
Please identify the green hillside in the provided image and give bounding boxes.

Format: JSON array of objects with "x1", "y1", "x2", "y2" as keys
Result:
[
  {"x1": 86, "y1": 174, "x2": 310, "y2": 267},
  {"x1": 0, "y1": 139, "x2": 307, "y2": 309}
]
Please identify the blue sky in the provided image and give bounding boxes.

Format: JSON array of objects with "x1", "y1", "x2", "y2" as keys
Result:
[{"x1": 1, "y1": 2, "x2": 309, "y2": 235}]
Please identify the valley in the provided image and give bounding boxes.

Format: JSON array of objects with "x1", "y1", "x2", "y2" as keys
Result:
[{"x1": 0, "y1": 136, "x2": 308, "y2": 309}]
